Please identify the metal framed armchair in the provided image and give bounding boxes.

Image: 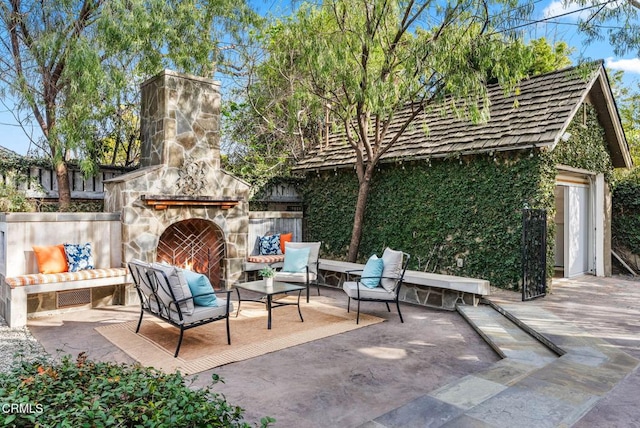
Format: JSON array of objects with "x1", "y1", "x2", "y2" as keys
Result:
[
  {"x1": 128, "y1": 260, "x2": 233, "y2": 358},
  {"x1": 343, "y1": 248, "x2": 410, "y2": 324},
  {"x1": 273, "y1": 241, "x2": 321, "y2": 303}
]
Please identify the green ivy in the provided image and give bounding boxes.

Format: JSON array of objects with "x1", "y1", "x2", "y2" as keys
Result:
[
  {"x1": 612, "y1": 175, "x2": 640, "y2": 253},
  {"x1": 294, "y1": 104, "x2": 612, "y2": 290},
  {"x1": 551, "y1": 104, "x2": 614, "y2": 181},
  {"x1": 0, "y1": 154, "x2": 51, "y2": 178},
  {"x1": 300, "y1": 154, "x2": 552, "y2": 289}
]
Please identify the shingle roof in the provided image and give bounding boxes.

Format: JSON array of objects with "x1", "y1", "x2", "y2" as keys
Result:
[{"x1": 293, "y1": 62, "x2": 630, "y2": 172}]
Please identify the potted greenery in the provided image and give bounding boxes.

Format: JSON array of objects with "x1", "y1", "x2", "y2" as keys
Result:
[{"x1": 259, "y1": 266, "x2": 276, "y2": 288}]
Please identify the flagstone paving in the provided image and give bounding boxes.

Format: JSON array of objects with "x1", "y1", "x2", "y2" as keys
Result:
[
  {"x1": 361, "y1": 275, "x2": 640, "y2": 428},
  {"x1": 14, "y1": 275, "x2": 640, "y2": 427}
]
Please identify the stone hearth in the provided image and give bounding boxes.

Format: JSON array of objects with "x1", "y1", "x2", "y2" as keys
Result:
[{"x1": 104, "y1": 70, "x2": 250, "y2": 288}]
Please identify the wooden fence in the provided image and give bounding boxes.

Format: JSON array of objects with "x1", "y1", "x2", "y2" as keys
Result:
[{"x1": 1, "y1": 165, "x2": 131, "y2": 200}]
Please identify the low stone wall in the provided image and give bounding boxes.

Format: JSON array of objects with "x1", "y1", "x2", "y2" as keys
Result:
[{"x1": 318, "y1": 259, "x2": 490, "y2": 311}]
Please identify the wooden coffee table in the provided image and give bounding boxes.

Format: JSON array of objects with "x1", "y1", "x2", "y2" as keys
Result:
[{"x1": 234, "y1": 280, "x2": 305, "y2": 329}]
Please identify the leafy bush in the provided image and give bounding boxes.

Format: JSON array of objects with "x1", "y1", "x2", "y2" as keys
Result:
[
  {"x1": 37, "y1": 200, "x2": 104, "y2": 212},
  {"x1": 0, "y1": 184, "x2": 36, "y2": 212},
  {"x1": 0, "y1": 353, "x2": 273, "y2": 427}
]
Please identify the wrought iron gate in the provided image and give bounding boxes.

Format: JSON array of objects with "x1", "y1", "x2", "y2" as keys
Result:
[{"x1": 521, "y1": 208, "x2": 547, "y2": 301}]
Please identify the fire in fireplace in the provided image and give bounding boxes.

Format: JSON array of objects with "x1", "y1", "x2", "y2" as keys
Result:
[{"x1": 156, "y1": 219, "x2": 225, "y2": 288}]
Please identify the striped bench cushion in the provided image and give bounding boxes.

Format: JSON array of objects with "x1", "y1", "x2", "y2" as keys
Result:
[
  {"x1": 246, "y1": 255, "x2": 285, "y2": 264},
  {"x1": 6, "y1": 268, "x2": 128, "y2": 288}
]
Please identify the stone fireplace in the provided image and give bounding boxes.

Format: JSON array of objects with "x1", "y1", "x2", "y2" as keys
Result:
[{"x1": 104, "y1": 70, "x2": 250, "y2": 290}]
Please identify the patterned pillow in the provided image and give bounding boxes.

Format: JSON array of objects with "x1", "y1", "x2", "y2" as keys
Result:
[
  {"x1": 259, "y1": 234, "x2": 282, "y2": 255},
  {"x1": 63, "y1": 243, "x2": 95, "y2": 272}
]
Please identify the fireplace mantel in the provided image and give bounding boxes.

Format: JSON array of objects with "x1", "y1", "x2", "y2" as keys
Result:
[{"x1": 141, "y1": 195, "x2": 241, "y2": 210}]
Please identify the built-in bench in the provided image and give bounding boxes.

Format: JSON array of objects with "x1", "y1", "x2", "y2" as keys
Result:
[
  {"x1": 0, "y1": 212, "x2": 133, "y2": 328},
  {"x1": 245, "y1": 254, "x2": 285, "y2": 266},
  {"x1": 244, "y1": 212, "x2": 302, "y2": 277},
  {"x1": 318, "y1": 259, "x2": 490, "y2": 310},
  {"x1": 2, "y1": 268, "x2": 129, "y2": 328}
]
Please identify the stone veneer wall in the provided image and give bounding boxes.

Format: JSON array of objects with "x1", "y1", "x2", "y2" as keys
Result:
[
  {"x1": 319, "y1": 270, "x2": 478, "y2": 310},
  {"x1": 104, "y1": 70, "x2": 250, "y2": 290},
  {"x1": 139, "y1": 70, "x2": 222, "y2": 170}
]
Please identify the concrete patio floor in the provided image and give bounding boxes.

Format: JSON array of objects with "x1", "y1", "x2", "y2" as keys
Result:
[{"x1": 26, "y1": 275, "x2": 640, "y2": 427}]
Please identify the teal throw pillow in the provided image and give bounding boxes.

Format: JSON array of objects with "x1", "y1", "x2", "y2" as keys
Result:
[
  {"x1": 361, "y1": 254, "x2": 384, "y2": 288},
  {"x1": 282, "y1": 247, "x2": 311, "y2": 273},
  {"x1": 182, "y1": 270, "x2": 218, "y2": 307}
]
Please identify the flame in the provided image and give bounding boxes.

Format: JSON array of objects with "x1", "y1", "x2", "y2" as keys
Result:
[{"x1": 184, "y1": 260, "x2": 193, "y2": 271}]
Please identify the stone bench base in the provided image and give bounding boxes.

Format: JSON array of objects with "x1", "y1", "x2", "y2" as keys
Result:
[
  {"x1": 318, "y1": 259, "x2": 490, "y2": 311},
  {"x1": 1, "y1": 268, "x2": 131, "y2": 328}
]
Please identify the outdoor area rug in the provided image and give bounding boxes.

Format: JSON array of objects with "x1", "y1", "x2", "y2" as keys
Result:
[{"x1": 95, "y1": 298, "x2": 384, "y2": 374}]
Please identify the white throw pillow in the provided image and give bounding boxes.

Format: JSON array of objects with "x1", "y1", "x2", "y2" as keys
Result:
[{"x1": 380, "y1": 248, "x2": 403, "y2": 292}]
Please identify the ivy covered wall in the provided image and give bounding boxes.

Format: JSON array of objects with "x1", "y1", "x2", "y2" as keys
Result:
[
  {"x1": 612, "y1": 179, "x2": 640, "y2": 254},
  {"x1": 552, "y1": 104, "x2": 613, "y2": 181},
  {"x1": 300, "y1": 154, "x2": 553, "y2": 288},
  {"x1": 295, "y1": 103, "x2": 613, "y2": 289}
]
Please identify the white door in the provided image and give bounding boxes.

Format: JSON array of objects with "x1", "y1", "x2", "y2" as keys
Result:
[
  {"x1": 554, "y1": 186, "x2": 565, "y2": 269},
  {"x1": 565, "y1": 185, "x2": 590, "y2": 277}
]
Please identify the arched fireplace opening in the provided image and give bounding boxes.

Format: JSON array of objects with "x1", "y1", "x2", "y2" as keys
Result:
[{"x1": 156, "y1": 219, "x2": 225, "y2": 289}]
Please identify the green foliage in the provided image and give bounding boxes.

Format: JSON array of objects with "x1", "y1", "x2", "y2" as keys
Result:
[
  {"x1": 611, "y1": 76, "x2": 640, "y2": 170},
  {"x1": 246, "y1": 0, "x2": 538, "y2": 260},
  {"x1": 258, "y1": 266, "x2": 276, "y2": 278},
  {"x1": 526, "y1": 38, "x2": 573, "y2": 76},
  {"x1": 571, "y1": 0, "x2": 640, "y2": 58},
  {"x1": 0, "y1": 0, "x2": 259, "y2": 208},
  {"x1": 612, "y1": 175, "x2": 640, "y2": 252},
  {"x1": 551, "y1": 104, "x2": 614, "y2": 180},
  {"x1": 609, "y1": 78, "x2": 640, "y2": 255},
  {"x1": 299, "y1": 104, "x2": 611, "y2": 289},
  {"x1": 0, "y1": 154, "x2": 51, "y2": 178},
  {"x1": 0, "y1": 353, "x2": 273, "y2": 427},
  {"x1": 301, "y1": 154, "x2": 553, "y2": 289},
  {"x1": 37, "y1": 200, "x2": 104, "y2": 213},
  {"x1": 0, "y1": 184, "x2": 36, "y2": 212}
]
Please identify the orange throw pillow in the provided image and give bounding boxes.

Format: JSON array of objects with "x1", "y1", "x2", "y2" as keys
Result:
[
  {"x1": 33, "y1": 245, "x2": 69, "y2": 274},
  {"x1": 280, "y1": 233, "x2": 293, "y2": 253}
]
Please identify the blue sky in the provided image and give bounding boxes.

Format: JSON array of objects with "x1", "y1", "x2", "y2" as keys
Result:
[
  {"x1": 0, "y1": 0, "x2": 638, "y2": 156},
  {"x1": 539, "y1": 0, "x2": 640, "y2": 77}
]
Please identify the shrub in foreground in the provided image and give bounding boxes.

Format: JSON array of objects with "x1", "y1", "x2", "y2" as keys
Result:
[{"x1": 0, "y1": 353, "x2": 273, "y2": 427}]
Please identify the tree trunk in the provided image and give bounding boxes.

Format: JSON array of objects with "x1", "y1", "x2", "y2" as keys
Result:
[
  {"x1": 55, "y1": 160, "x2": 72, "y2": 211},
  {"x1": 347, "y1": 167, "x2": 374, "y2": 262}
]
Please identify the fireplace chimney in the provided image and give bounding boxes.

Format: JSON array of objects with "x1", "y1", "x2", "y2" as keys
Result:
[{"x1": 104, "y1": 70, "x2": 250, "y2": 292}]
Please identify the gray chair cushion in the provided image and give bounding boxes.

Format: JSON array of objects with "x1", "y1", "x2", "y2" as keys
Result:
[
  {"x1": 169, "y1": 299, "x2": 233, "y2": 325},
  {"x1": 151, "y1": 263, "x2": 194, "y2": 315},
  {"x1": 274, "y1": 271, "x2": 318, "y2": 283},
  {"x1": 343, "y1": 281, "x2": 396, "y2": 300},
  {"x1": 381, "y1": 248, "x2": 404, "y2": 292}
]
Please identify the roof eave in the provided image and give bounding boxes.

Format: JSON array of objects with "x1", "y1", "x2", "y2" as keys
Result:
[{"x1": 593, "y1": 65, "x2": 633, "y2": 169}]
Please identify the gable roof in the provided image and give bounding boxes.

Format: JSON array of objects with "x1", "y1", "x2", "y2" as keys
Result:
[{"x1": 293, "y1": 62, "x2": 631, "y2": 172}]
